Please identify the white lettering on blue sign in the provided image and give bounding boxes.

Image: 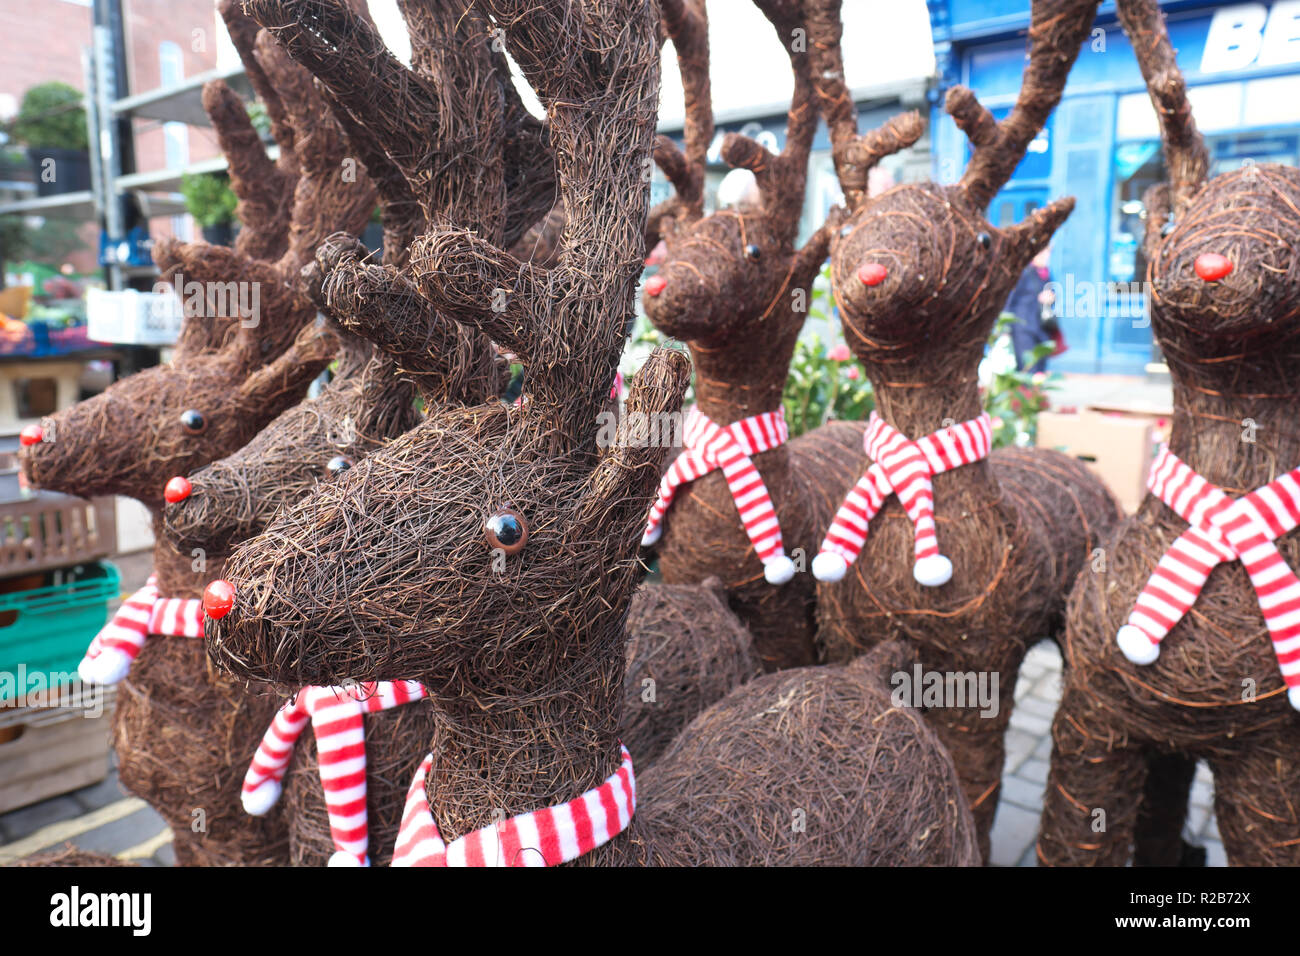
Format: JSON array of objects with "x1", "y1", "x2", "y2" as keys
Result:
[{"x1": 1202, "y1": 1, "x2": 1300, "y2": 74}]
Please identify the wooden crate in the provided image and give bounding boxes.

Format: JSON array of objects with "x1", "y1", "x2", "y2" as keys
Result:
[
  {"x1": 0, "y1": 491, "x2": 117, "y2": 578},
  {"x1": 0, "y1": 684, "x2": 114, "y2": 814}
]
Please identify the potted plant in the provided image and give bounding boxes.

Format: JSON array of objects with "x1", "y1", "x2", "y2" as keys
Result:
[
  {"x1": 7, "y1": 82, "x2": 91, "y2": 197},
  {"x1": 180, "y1": 172, "x2": 239, "y2": 246}
]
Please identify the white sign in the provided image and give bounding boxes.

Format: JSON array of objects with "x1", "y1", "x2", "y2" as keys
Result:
[
  {"x1": 86, "y1": 288, "x2": 183, "y2": 346},
  {"x1": 1202, "y1": 1, "x2": 1300, "y2": 74}
]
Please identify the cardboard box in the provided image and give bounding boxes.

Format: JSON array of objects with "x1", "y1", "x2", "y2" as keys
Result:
[{"x1": 1036, "y1": 410, "x2": 1155, "y2": 514}]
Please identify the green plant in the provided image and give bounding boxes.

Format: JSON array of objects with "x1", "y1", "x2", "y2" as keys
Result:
[
  {"x1": 983, "y1": 312, "x2": 1059, "y2": 448},
  {"x1": 180, "y1": 172, "x2": 239, "y2": 227},
  {"x1": 782, "y1": 263, "x2": 873, "y2": 435},
  {"x1": 245, "y1": 100, "x2": 271, "y2": 139},
  {"x1": 7, "y1": 82, "x2": 88, "y2": 151},
  {"x1": 784, "y1": 332, "x2": 874, "y2": 435}
]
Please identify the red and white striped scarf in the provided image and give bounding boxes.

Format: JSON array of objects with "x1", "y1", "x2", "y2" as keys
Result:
[
  {"x1": 641, "y1": 406, "x2": 796, "y2": 584},
  {"x1": 391, "y1": 744, "x2": 636, "y2": 867},
  {"x1": 1116, "y1": 446, "x2": 1300, "y2": 710},
  {"x1": 242, "y1": 680, "x2": 428, "y2": 866},
  {"x1": 77, "y1": 575, "x2": 205, "y2": 686},
  {"x1": 813, "y1": 412, "x2": 993, "y2": 587}
]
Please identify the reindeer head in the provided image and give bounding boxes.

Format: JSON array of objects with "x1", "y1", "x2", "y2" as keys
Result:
[
  {"x1": 161, "y1": 332, "x2": 414, "y2": 552},
  {"x1": 809, "y1": 0, "x2": 1097, "y2": 376},
  {"x1": 828, "y1": 177, "x2": 1072, "y2": 371},
  {"x1": 1145, "y1": 165, "x2": 1300, "y2": 390},
  {"x1": 163, "y1": 0, "x2": 560, "y2": 557},
  {"x1": 201, "y1": 0, "x2": 669, "y2": 702},
  {"x1": 22, "y1": 2, "x2": 373, "y2": 512},
  {"x1": 643, "y1": 0, "x2": 828, "y2": 358},
  {"x1": 23, "y1": 321, "x2": 336, "y2": 510},
  {"x1": 206, "y1": 348, "x2": 687, "y2": 689},
  {"x1": 1116, "y1": 0, "x2": 1300, "y2": 393}
]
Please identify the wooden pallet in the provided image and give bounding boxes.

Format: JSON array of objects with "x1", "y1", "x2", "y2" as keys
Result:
[
  {"x1": 0, "y1": 491, "x2": 117, "y2": 578},
  {"x1": 0, "y1": 684, "x2": 114, "y2": 814}
]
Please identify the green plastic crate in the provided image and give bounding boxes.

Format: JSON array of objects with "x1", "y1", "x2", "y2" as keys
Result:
[{"x1": 0, "y1": 562, "x2": 120, "y2": 700}]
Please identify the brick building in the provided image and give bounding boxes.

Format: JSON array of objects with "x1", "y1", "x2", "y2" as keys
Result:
[{"x1": 0, "y1": 0, "x2": 223, "y2": 274}]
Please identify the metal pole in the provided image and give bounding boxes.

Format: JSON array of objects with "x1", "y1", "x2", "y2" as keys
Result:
[
  {"x1": 91, "y1": 24, "x2": 122, "y2": 291},
  {"x1": 81, "y1": 47, "x2": 106, "y2": 234}
]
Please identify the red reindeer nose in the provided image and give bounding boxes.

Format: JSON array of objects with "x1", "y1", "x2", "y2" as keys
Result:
[
  {"x1": 164, "y1": 476, "x2": 192, "y2": 504},
  {"x1": 644, "y1": 274, "x2": 667, "y2": 297},
  {"x1": 857, "y1": 263, "x2": 888, "y2": 287},
  {"x1": 1194, "y1": 253, "x2": 1233, "y2": 282},
  {"x1": 19, "y1": 424, "x2": 42, "y2": 446},
  {"x1": 203, "y1": 580, "x2": 236, "y2": 620}
]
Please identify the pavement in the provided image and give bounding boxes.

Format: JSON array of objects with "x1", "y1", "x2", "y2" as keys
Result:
[
  {"x1": 989, "y1": 640, "x2": 1225, "y2": 867},
  {"x1": 0, "y1": 549, "x2": 1226, "y2": 867}
]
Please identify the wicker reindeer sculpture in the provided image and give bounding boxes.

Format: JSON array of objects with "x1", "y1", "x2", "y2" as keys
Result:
[
  {"x1": 641, "y1": 0, "x2": 864, "y2": 670},
  {"x1": 1038, "y1": 0, "x2": 1300, "y2": 867},
  {"x1": 803, "y1": 0, "x2": 1123, "y2": 859},
  {"x1": 19, "y1": 4, "x2": 374, "y2": 866},
  {"x1": 204, "y1": 0, "x2": 979, "y2": 867},
  {"x1": 162, "y1": 0, "x2": 566, "y2": 866}
]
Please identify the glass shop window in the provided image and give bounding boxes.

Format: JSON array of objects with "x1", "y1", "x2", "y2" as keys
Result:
[{"x1": 1108, "y1": 128, "x2": 1300, "y2": 289}]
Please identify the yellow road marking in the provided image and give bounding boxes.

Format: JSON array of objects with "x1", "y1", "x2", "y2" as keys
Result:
[
  {"x1": 0, "y1": 797, "x2": 148, "y2": 864},
  {"x1": 117, "y1": 827, "x2": 173, "y2": 861}
]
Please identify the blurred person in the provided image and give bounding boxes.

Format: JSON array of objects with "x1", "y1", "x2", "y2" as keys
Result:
[{"x1": 1004, "y1": 244, "x2": 1058, "y2": 373}]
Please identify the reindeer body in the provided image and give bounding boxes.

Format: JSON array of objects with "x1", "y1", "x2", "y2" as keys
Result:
[
  {"x1": 19, "y1": 1, "x2": 375, "y2": 865},
  {"x1": 643, "y1": 0, "x2": 866, "y2": 669},
  {"x1": 205, "y1": 0, "x2": 981, "y2": 868},
  {"x1": 115, "y1": 546, "x2": 290, "y2": 865},
  {"x1": 804, "y1": 1, "x2": 1128, "y2": 860},
  {"x1": 1038, "y1": 0, "x2": 1300, "y2": 865},
  {"x1": 814, "y1": 390, "x2": 1102, "y2": 850}
]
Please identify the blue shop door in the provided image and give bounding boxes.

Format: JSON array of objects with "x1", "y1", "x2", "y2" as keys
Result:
[{"x1": 989, "y1": 187, "x2": 1050, "y2": 337}]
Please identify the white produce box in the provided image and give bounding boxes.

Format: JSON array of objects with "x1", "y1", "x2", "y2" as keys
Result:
[{"x1": 86, "y1": 288, "x2": 183, "y2": 346}]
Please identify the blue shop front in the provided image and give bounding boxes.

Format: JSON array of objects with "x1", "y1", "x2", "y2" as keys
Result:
[{"x1": 930, "y1": 0, "x2": 1300, "y2": 374}]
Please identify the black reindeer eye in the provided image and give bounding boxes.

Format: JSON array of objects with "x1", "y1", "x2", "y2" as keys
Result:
[
  {"x1": 839, "y1": 224, "x2": 853, "y2": 238},
  {"x1": 1161, "y1": 220, "x2": 1176, "y2": 237},
  {"x1": 180, "y1": 410, "x2": 207, "y2": 435},
  {"x1": 976, "y1": 232, "x2": 992, "y2": 249},
  {"x1": 485, "y1": 509, "x2": 528, "y2": 555},
  {"x1": 744, "y1": 244, "x2": 761, "y2": 262},
  {"x1": 327, "y1": 455, "x2": 353, "y2": 474}
]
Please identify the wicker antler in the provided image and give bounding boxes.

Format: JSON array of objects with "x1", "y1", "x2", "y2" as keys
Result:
[
  {"x1": 403, "y1": 0, "x2": 660, "y2": 445},
  {"x1": 947, "y1": 0, "x2": 1098, "y2": 210},
  {"x1": 153, "y1": 0, "x2": 375, "y2": 370},
  {"x1": 807, "y1": 0, "x2": 922, "y2": 212},
  {"x1": 716, "y1": 0, "x2": 817, "y2": 239},
  {"x1": 245, "y1": 0, "x2": 557, "y2": 405},
  {"x1": 1116, "y1": 0, "x2": 1209, "y2": 232},
  {"x1": 647, "y1": 0, "x2": 713, "y2": 244}
]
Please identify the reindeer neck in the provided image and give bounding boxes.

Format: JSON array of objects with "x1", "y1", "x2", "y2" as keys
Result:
[
  {"x1": 864, "y1": 365, "x2": 998, "y2": 490},
  {"x1": 868, "y1": 365, "x2": 984, "y2": 440},
  {"x1": 1167, "y1": 379, "x2": 1300, "y2": 493},
  {"x1": 148, "y1": 511, "x2": 226, "y2": 599},
  {"x1": 424, "y1": 644, "x2": 625, "y2": 843},
  {"x1": 689, "y1": 306, "x2": 801, "y2": 427}
]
